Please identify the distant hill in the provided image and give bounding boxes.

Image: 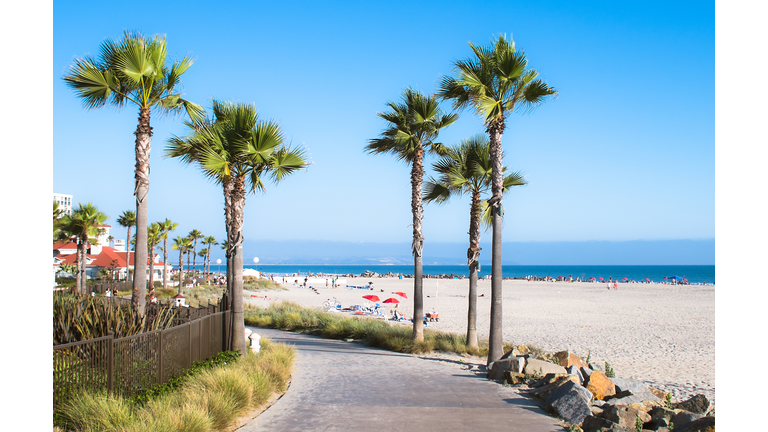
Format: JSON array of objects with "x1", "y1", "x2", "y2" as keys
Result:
[{"x1": 235, "y1": 239, "x2": 715, "y2": 265}]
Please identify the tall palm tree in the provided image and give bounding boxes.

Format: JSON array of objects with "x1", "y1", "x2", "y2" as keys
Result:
[
  {"x1": 365, "y1": 88, "x2": 457, "y2": 341},
  {"x1": 438, "y1": 34, "x2": 556, "y2": 363},
  {"x1": 166, "y1": 99, "x2": 309, "y2": 354},
  {"x1": 424, "y1": 135, "x2": 526, "y2": 349},
  {"x1": 172, "y1": 236, "x2": 192, "y2": 295},
  {"x1": 116, "y1": 210, "x2": 136, "y2": 283},
  {"x1": 203, "y1": 236, "x2": 218, "y2": 280},
  {"x1": 188, "y1": 229, "x2": 204, "y2": 275},
  {"x1": 159, "y1": 218, "x2": 178, "y2": 291},
  {"x1": 63, "y1": 31, "x2": 203, "y2": 317},
  {"x1": 58, "y1": 203, "x2": 108, "y2": 295},
  {"x1": 53, "y1": 201, "x2": 63, "y2": 241},
  {"x1": 147, "y1": 222, "x2": 163, "y2": 300}
]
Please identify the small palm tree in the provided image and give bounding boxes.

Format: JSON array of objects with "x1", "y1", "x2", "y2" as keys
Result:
[
  {"x1": 158, "y1": 218, "x2": 178, "y2": 291},
  {"x1": 58, "y1": 203, "x2": 108, "y2": 295},
  {"x1": 365, "y1": 88, "x2": 457, "y2": 341},
  {"x1": 172, "y1": 236, "x2": 192, "y2": 295},
  {"x1": 438, "y1": 34, "x2": 556, "y2": 362},
  {"x1": 203, "y1": 236, "x2": 218, "y2": 280},
  {"x1": 188, "y1": 229, "x2": 204, "y2": 275},
  {"x1": 116, "y1": 210, "x2": 136, "y2": 283},
  {"x1": 63, "y1": 31, "x2": 203, "y2": 317},
  {"x1": 166, "y1": 99, "x2": 309, "y2": 354},
  {"x1": 424, "y1": 135, "x2": 526, "y2": 349},
  {"x1": 147, "y1": 222, "x2": 163, "y2": 300}
]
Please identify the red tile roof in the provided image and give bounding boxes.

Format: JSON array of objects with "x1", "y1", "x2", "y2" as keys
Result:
[{"x1": 53, "y1": 244, "x2": 164, "y2": 269}]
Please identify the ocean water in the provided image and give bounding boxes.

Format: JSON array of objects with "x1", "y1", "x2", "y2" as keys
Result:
[{"x1": 212, "y1": 264, "x2": 715, "y2": 285}]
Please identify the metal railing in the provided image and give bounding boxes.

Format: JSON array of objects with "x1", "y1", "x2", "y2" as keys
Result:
[{"x1": 53, "y1": 310, "x2": 230, "y2": 409}]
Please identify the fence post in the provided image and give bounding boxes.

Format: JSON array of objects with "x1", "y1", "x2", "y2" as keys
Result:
[
  {"x1": 188, "y1": 322, "x2": 192, "y2": 369},
  {"x1": 158, "y1": 329, "x2": 164, "y2": 385},
  {"x1": 107, "y1": 333, "x2": 114, "y2": 395}
]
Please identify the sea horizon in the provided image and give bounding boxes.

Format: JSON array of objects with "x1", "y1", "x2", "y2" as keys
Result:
[{"x1": 200, "y1": 264, "x2": 716, "y2": 285}]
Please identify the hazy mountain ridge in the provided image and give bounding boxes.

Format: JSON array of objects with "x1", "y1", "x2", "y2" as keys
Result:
[{"x1": 238, "y1": 239, "x2": 714, "y2": 265}]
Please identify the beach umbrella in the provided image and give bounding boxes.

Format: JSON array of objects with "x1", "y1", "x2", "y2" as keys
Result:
[
  {"x1": 362, "y1": 294, "x2": 380, "y2": 302},
  {"x1": 589, "y1": 277, "x2": 596, "y2": 280},
  {"x1": 598, "y1": 277, "x2": 604, "y2": 281},
  {"x1": 382, "y1": 298, "x2": 400, "y2": 304},
  {"x1": 393, "y1": 292, "x2": 408, "y2": 299},
  {"x1": 622, "y1": 277, "x2": 629, "y2": 281},
  {"x1": 645, "y1": 278, "x2": 650, "y2": 282},
  {"x1": 683, "y1": 278, "x2": 688, "y2": 282}
]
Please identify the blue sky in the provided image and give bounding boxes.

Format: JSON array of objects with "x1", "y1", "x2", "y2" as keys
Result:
[{"x1": 51, "y1": 0, "x2": 714, "y2": 253}]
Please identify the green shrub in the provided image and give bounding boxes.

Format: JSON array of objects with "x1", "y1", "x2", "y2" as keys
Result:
[{"x1": 56, "y1": 341, "x2": 295, "y2": 432}]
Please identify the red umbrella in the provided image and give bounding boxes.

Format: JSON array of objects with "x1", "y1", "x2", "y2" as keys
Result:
[
  {"x1": 682, "y1": 278, "x2": 688, "y2": 282},
  {"x1": 645, "y1": 278, "x2": 650, "y2": 282},
  {"x1": 393, "y1": 292, "x2": 408, "y2": 299},
  {"x1": 362, "y1": 295, "x2": 380, "y2": 302},
  {"x1": 598, "y1": 277, "x2": 604, "y2": 281},
  {"x1": 622, "y1": 277, "x2": 629, "y2": 281},
  {"x1": 382, "y1": 298, "x2": 400, "y2": 304}
]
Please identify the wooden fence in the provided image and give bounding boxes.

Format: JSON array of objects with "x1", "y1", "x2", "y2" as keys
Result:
[{"x1": 53, "y1": 309, "x2": 231, "y2": 409}]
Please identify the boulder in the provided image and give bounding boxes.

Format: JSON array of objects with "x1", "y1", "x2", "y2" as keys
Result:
[
  {"x1": 604, "y1": 391, "x2": 660, "y2": 406},
  {"x1": 531, "y1": 373, "x2": 570, "y2": 388},
  {"x1": 581, "y1": 415, "x2": 618, "y2": 432},
  {"x1": 670, "y1": 411, "x2": 703, "y2": 429},
  {"x1": 524, "y1": 358, "x2": 567, "y2": 377},
  {"x1": 554, "y1": 350, "x2": 589, "y2": 369},
  {"x1": 567, "y1": 365, "x2": 584, "y2": 384},
  {"x1": 501, "y1": 345, "x2": 531, "y2": 359},
  {"x1": 602, "y1": 405, "x2": 648, "y2": 430},
  {"x1": 488, "y1": 357, "x2": 526, "y2": 380},
  {"x1": 581, "y1": 366, "x2": 594, "y2": 381},
  {"x1": 584, "y1": 370, "x2": 616, "y2": 400},
  {"x1": 648, "y1": 386, "x2": 670, "y2": 401},
  {"x1": 671, "y1": 394, "x2": 710, "y2": 415},
  {"x1": 530, "y1": 376, "x2": 579, "y2": 399},
  {"x1": 610, "y1": 377, "x2": 650, "y2": 394},
  {"x1": 672, "y1": 415, "x2": 715, "y2": 432},
  {"x1": 503, "y1": 371, "x2": 525, "y2": 385},
  {"x1": 544, "y1": 380, "x2": 593, "y2": 425}
]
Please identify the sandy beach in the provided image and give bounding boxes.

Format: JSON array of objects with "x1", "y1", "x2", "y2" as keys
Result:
[{"x1": 245, "y1": 276, "x2": 715, "y2": 405}]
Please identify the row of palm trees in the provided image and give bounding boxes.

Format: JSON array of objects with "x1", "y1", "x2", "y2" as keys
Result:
[
  {"x1": 367, "y1": 34, "x2": 556, "y2": 364},
  {"x1": 64, "y1": 31, "x2": 309, "y2": 355}
]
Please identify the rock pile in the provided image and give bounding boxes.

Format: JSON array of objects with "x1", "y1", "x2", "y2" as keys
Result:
[
  {"x1": 488, "y1": 349, "x2": 714, "y2": 432},
  {"x1": 359, "y1": 270, "x2": 379, "y2": 278}
]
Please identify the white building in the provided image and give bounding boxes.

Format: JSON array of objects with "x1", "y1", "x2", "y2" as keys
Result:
[{"x1": 53, "y1": 193, "x2": 73, "y2": 217}]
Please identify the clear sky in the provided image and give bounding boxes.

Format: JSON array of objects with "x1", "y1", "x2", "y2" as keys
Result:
[{"x1": 51, "y1": 0, "x2": 714, "y2": 250}]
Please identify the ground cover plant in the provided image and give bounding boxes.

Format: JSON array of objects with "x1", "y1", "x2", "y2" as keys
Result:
[
  {"x1": 54, "y1": 339, "x2": 295, "y2": 432},
  {"x1": 244, "y1": 301, "x2": 518, "y2": 357}
]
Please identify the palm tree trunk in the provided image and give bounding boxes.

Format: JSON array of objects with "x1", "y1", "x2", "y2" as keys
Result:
[
  {"x1": 76, "y1": 239, "x2": 84, "y2": 295},
  {"x1": 177, "y1": 247, "x2": 184, "y2": 296},
  {"x1": 148, "y1": 242, "x2": 155, "y2": 300},
  {"x1": 410, "y1": 149, "x2": 425, "y2": 341},
  {"x1": 229, "y1": 176, "x2": 246, "y2": 355},
  {"x1": 126, "y1": 226, "x2": 132, "y2": 283},
  {"x1": 162, "y1": 238, "x2": 168, "y2": 291},
  {"x1": 192, "y1": 239, "x2": 198, "y2": 275},
  {"x1": 222, "y1": 177, "x2": 235, "y2": 350},
  {"x1": 132, "y1": 107, "x2": 152, "y2": 317},
  {"x1": 466, "y1": 191, "x2": 482, "y2": 350},
  {"x1": 487, "y1": 120, "x2": 506, "y2": 364}
]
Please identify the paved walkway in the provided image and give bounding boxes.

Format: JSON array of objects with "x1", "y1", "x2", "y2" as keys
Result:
[{"x1": 238, "y1": 328, "x2": 564, "y2": 432}]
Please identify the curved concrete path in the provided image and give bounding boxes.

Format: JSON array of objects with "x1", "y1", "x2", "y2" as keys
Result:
[{"x1": 239, "y1": 327, "x2": 564, "y2": 432}]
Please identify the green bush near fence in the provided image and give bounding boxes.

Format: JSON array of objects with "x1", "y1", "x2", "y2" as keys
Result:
[{"x1": 55, "y1": 339, "x2": 295, "y2": 432}]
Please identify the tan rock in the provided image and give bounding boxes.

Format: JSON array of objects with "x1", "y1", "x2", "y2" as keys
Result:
[
  {"x1": 512, "y1": 345, "x2": 530, "y2": 356},
  {"x1": 585, "y1": 370, "x2": 616, "y2": 400},
  {"x1": 649, "y1": 386, "x2": 671, "y2": 401},
  {"x1": 553, "y1": 350, "x2": 588, "y2": 369}
]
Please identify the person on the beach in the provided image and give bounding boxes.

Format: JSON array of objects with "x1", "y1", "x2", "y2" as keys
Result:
[
  {"x1": 326, "y1": 279, "x2": 329, "y2": 287},
  {"x1": 607, "y1": 282, "x2": 610, "y2": 290},
  {"x1": 304, "y1": 277, "x2": 308, "y2": 288},
  {"x1": 614, "y1": 282, "x2": 618, "y2": 290}
]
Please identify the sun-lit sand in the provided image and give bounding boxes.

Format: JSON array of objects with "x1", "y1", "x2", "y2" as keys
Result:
[{"x1": 245, "y1": 275, "x2": 715, "y2": 405}]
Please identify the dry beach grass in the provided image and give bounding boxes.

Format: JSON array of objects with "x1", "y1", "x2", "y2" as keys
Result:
[{"x1": 245, "y1": 276, "x2": 715, "y2": 405}]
